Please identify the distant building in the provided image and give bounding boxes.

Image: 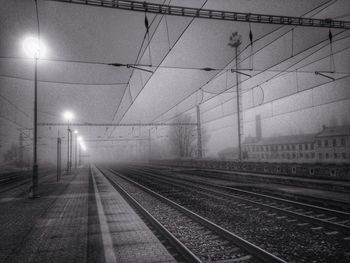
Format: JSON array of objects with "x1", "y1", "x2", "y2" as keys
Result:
[
  {"x1": 315, "y1": 125, "x2": 350, "y2": 161},
  {"x1": 243, "y1": 134, "x2": 316, "y2": 162},
  {"x1": 218, "y1": 123, "x2": 350, "y2": 163}
]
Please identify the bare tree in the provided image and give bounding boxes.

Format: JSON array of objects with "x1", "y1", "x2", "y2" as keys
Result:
[{"x1": 168, "y1": 114, "x2": 197, "y2": 158}]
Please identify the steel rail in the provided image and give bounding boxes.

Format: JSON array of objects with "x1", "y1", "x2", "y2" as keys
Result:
[
  {"x1": 125, "y1": 167, "x2": 350, "y2": 235},
  {"x1": 96, "y1": 167, "x2": 202, "y2": 263},
  {"x1": 132, "y1": 165, "x2": 350, "y2": 217},
  {"x1": 105, "y1": 167, "x2": 287, "y2": 263}
]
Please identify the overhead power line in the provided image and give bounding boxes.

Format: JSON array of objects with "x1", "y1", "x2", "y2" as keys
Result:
[{"x1": 49, "y1": 0, "x2": 350, "y2": 29}]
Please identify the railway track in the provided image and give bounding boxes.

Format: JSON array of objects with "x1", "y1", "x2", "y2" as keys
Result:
[
  {"x1": 139, "y1": 164, "x2": 350, "y2": 212},
  {"x1": 0, "y1": 168, "x2": 57, "y2": 195},
  {"x1": 125, "y1": 166, "x2": 350, "y2": 236},
  {"x1": 97, "y1": 167, "x2": 286, "y2": 263},
  {"x1": 109, "y1": 165, "x2": 350, "y2": 262}
]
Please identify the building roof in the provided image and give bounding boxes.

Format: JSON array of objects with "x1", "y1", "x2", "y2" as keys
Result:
[
  {"x1": 244, "y1": 134, "x2": 316, "y2": 146},
  {"x1": 316, "y1": 125, "x2": 350, "y2": 138}
]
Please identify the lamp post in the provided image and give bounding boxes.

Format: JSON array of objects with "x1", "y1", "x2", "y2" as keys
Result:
[
  {"x1": 63, "y1": 111, "x2": 74, "y2": 174},
  {"x1": 229, "y1": 32, "x2": 242, "y2": 161},
  {"x1": 77, "y1": 136, "x2": 84, "y2": 166},
  {"x1": 74, "y1": 130, "x2": 78, "y2": 169},
  {"x1": 22, "y1": 36, "x2": 47, "y2": 198}
]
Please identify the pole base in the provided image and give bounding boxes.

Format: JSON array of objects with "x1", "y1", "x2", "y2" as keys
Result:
[{"x1": 30, "y1": 164, "x2": 40, "y2": 198}]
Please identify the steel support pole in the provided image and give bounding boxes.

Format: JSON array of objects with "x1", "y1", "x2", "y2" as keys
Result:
[
  {"x1": 69, "y1": 129, "x2": 73, "y2": 171},
  {"x1": 32, "y1": 57, "x2": 39, "y2": 197},
  {"x1": 235, "y1": 47, "x2": 242, "y2": 161},
  {"x1": 57, "y1": 137, "x2": 61, "y2": 181},
  {"x1": 78, "y1": 144, "x2": 81, "y2": 166},
  {"x1": 19, "y1": 132, "x2": 23, "y2": 168},
  {"x1": 196, "y1": 105, "x2": 202, "y2": 158},
  {"x1": 66, "y1": 125, "x2": 70, "y2": 173},
  {"x1": 75, "y1": 134, "x2": 78, "y2": 169},
  {"x1": 148, "y1": 129, "x2": 151, "y2": 159}
]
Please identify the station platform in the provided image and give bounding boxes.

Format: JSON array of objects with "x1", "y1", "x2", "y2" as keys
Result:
[{"x1": 0, "y1": 165, "x2": 176, "y2": 263}]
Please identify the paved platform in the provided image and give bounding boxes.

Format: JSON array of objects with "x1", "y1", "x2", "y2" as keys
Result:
[{"x1": 0, "y1": 166, "x2": 177, "y2": 263}]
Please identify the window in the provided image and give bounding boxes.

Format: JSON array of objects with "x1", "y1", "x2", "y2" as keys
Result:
[
  {"x1": 299, "y1": 153, "x2": 303, "y2": 158},
  {"x1": 333, "y1": 139, "x2": 337, "y2": 147},
  {"x1": 310, "y1": 143, "x2": 314, "y2": 150},
  {"x1": 305, "y1": 153, "x2": 309, "y2": 159},
  {"x1": 324, "y1": 140, "x2": 329, "y2": 147},
  {"x1": 342, "y1": 152, "x2": 346, "y2": 159},
  {"x1": 341, "y1": 138, "x2": 345, "y2": 146},
  {"x1": 292, "y1": 145, "x2": 295, "y2": 150},
  {"x1": 287, "y1": 145, "x2": 290, "y2": 151},
  {"x1": 317, "y1": 140, "x2": 321, "y2": 147},
  {"x1": 334, "y1": 153, "x2": 337, "y2": 159},
  {"x1": 319, "y1": 153, "x2": 322, "y2": 159},
  {"x1": 287, "y1": 153, "x2": 290, "y2": 159},
  {"x1": 305, "y1": 144, "x2": 308, "y2": 150},
  {"x1": 311, "y1": 153, "x2": 315, "y2": 158},
  {"x1": 292, "y1": 153, "x2": 296, "y2": 159},
  {"x1": 281, "y1": 145, "x2": 284, "y2": 150},
  {"x1": 326, "y1": 153, "x2": 329, "y2": 159},
  {"x1": 299, "y1": 144, "x2": 302, "y2": 150}
]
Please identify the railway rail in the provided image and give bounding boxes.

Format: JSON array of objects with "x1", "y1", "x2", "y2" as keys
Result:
[
  {"x1": 135, "y1": 164, "x2": 350, "y2": 210},
  {"x1": 126, "y1": 165, "x2": 350, "y2": 235},
  {"x1": 97, "y1": 166, "x2": 286, "y2": 263},
  {"x1": 108, "y1": 165, "x2": 350, "y2": 262}
]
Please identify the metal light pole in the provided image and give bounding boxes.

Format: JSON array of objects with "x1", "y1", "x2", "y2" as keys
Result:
[
  {"x1": 67, "y1": 124, "x2": 70, "y2": 173},
  {"x1": 32, "y1": 56, "x2": 39, "y2": 196},
  {"x1": 57, "y1": 137, "x2": 61, "y2": 181},
  {"x1": 196, "y1": 105, "x2": 202, "y2": 158},
  {"x1": 63, "y1": 111, "x2": 74, "y2": 174},
  {"x1": 74, "y1": 130, "x2": 78, "y2": 169},
  {"x1": 229, "y1": 32, "x2": 242, "y2": 161},
  {"x1": 69, "y1": 129, "x2": 73, "y2": 171}
]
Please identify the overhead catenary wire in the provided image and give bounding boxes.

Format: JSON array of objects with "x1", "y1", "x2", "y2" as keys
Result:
[
  {"x1": 151, "y1": 0, "x2": 341, "y2": 122},
  {"x1": 200, "y1": 74, "x2": 350, "y2": 127},
  {"x1": 0, "y1": 74, "x2": 127, "y2": 86},
  {"x1": 156, "y1": 30, "x2": 349, "y2": 123},
  {"x1": 106, "y1": 1, "x2": 168, "y2": 136},
  {"x1": 197, "y1": 38, "x2": 350, "y2": 119},
  {"x1": 107, "y1": 0, "x2": 209, "y2": 137},
  {"x1": 157, "y1": 32, "x2": 350, "y2": 124}
]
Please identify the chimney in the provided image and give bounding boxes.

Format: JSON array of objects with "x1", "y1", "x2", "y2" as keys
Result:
[{"x1": 256, "y1": 115, "x2": 262, "y2": 141}]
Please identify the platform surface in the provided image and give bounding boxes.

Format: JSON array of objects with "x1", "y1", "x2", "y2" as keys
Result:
[{"x1": 0, "y1": 166, "x2": 176, "y2": 263}]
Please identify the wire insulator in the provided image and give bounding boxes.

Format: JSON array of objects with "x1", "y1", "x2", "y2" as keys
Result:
[
  {"x1": 249, "y1": 29, "x2": 253, "y2": 45},
  {"x1": 329, "y1": 29, "x2": 333, "y2": 43},
  {"x1": 144, "y1": 15, "x2": 149, "y2": 33}
]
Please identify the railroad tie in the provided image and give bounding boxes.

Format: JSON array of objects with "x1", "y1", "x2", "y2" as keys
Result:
[
  {"x1": 325, "y1": 231, "x2": 339, "y2": 235},
  {"x1": 297, "y1": 222, "x2": 309, "y2": 226}
]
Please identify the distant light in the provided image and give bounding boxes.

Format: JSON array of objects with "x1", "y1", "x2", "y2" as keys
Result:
[
  {"x1": 74, "y1": 130, "x2": 78, "y2": 134},
  {"x1": 22, "y1": 36, "x2": 47, "y2": 59},
  {"x1": 62, "y1": 111, "x2": 74, "y2": 122},
  {"x1": 80, "y1": 142, "x2": 87, "y2": 151},
  {"x1": 77, "y1": 136, "x2": 83, "y2": 142}
]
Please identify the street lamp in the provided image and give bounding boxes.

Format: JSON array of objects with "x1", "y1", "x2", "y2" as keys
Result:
[
  {"x1": 22, "y1": 36, "x2": 47, "y2": 198},
  {"x1": 228, "y1": 32, "x2": 242, "y2": 161},
  {"x1": 74, "y1": 130, "x2": 78, "y2": 169},
  {"x1": 78, "y1": 137, "x2": 86, "y2": 166},
  {"x1": 63, "y1": 111, "x2": 74, "y2": 173}
]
